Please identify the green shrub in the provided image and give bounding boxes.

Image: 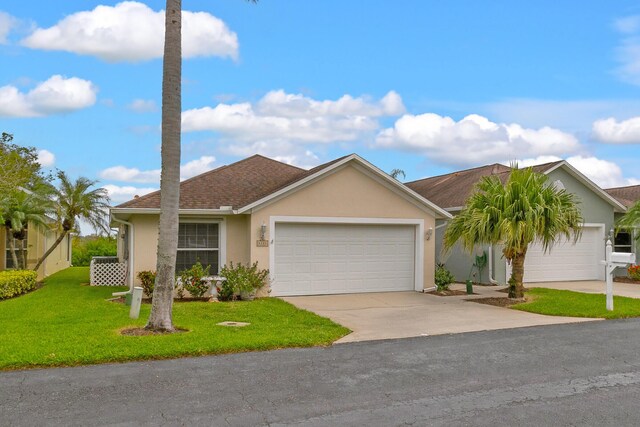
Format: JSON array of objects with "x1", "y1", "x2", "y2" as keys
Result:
[
  {"x1": 435, "y1": 264, "x2": 455, "y2": 292},
  {"x1": 72, "y1": 236, "x2": 117, "y2": 266},
  {"x1": 136, "y1": 270, "x2": 156, "y2": 298},
  {"x1": 629, "y1": 265, "x2": 640, "y2": 281},
  {"x1": 219, "y1": 261, "x2": 269, "y2": 301},
  {"x1": 0, "y1": 270, "x2": 38, "y2": 299},
  {"x1": 178, "y1": 261, "x2": 211, "y2": 298}
]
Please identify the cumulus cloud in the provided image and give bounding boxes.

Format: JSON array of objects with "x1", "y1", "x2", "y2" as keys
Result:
[
  {"x1": 512, "y1": 155, "x2": 640, "y2": 189},
  {"x1": 103, "y1": 184, "x2": 157, "y2": 204},
  {"x1": 127, "y1": 99, "x2": 158, "y2": 113},
  {"x1": 21, "y1": 1, "x2": 238, "y2": 62},
  {"x1": 592, "y1": 116, "x2": 640, "y2": 144},
  {"x1": 182, "y1": 90, "x2": 403, "y2": 146},
  {"x1": 37, "y1": 149, "x2": 55, "y2": 167},
  {"x1": 0, "y1": 75, "x2": 97, "y2": 117},
  {"x1": 99, "y1": 155, "x2": 216, "y2": 183},
  {"x1": 375, "y1": 113, "x2": 580, "y2": 166},
  {"x1": 0, "y1": 11, "x2": 16, "y2": 44}
]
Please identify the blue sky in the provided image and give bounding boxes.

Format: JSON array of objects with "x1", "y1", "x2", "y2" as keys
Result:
[{"x1": 2, "y1": 0, "x2": 640, "y2": 208}]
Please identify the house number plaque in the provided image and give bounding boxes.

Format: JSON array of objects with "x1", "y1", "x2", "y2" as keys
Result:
[{"x1": 256, "y1": 239, "x2": 269, "y2": 247}]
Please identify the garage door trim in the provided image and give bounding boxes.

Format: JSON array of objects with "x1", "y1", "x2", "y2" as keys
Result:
[{"x1": 269, "y1": 216, "x2": 425, "y2": 293}]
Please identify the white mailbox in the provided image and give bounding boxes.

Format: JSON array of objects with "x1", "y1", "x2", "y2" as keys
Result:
[{"x1": 611, "y1": 252, "x2": 636, "y2": 265}]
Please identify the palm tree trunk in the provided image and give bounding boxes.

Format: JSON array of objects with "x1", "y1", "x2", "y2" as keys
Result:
[
  {"x1": 19, "y1": 241, "x2": 27, "y2": 270},
  {"x1": 509, "y1": 252, "x2": 526, "y2": 299},
  {"x1": 6, "y1": 229, "x2": 19, "y2": 269},
  {"x1": 33, "y1": 230, "x2": 68, "y2": 272},
  {"x1": 146, "y1": 0, "x2": 182, "y2": 331}
]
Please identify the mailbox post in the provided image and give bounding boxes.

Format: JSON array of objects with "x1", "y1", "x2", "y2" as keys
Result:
[{"x1": 604, "y1": 239, "x2": 636, "y2": 311}]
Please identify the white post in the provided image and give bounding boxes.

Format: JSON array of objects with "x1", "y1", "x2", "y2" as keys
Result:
[
  {"x1": 605, "y1": 239, "x2": 613, "y2": 311},
  {"x1": 129, "y1": 286, "x2": 143, "y2": 319}
]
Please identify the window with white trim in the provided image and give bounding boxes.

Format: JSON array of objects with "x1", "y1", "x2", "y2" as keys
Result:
[
  {"x1": 614, "y1": 230, "x2": 633, "y2": 253},
  {"x1": 5, "y1": 229, "x2": 28, "y2": 269},
  {"x1": 176, "y1": 223, "x2": 220, "y2": 273}
]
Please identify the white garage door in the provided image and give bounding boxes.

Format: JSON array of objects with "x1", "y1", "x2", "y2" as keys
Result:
[
  {"x1": 272, "y1": 223, "x2": 416, "y2": 296},
  {"x1": 521, "y1": 226, "x2": 604, "y2": 283}
]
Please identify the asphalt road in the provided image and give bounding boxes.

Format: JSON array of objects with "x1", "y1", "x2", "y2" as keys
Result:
[{"x1": 3, "y1": 320, "x2": 640, "y2": 426}]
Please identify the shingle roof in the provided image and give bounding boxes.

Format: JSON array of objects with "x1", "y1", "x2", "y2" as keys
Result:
[
  {"x1": 116, "y1": 154, "x2": 350, "y2": 210},
  {"x1": 605, "y1": 185, "x2": 640, "y2": 208},
  {"x1": 405, "y1": 161, "x2": 564, "y2": 210}
]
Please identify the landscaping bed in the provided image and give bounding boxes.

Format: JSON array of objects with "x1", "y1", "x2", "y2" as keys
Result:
[
  {"x1": 614, "y1": 277, "x2": 640, "y2": 284},
  {"x1": 0, "y1": 267, "x2": 349, "y2": 370}
]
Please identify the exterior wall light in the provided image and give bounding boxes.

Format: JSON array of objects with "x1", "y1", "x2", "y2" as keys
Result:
[
  {"x1": 260, "y1": 222, "x2": 267, "y2": 240},
  {"x1": 425, "y1": 227, "x2": 433, "y2": 241}
]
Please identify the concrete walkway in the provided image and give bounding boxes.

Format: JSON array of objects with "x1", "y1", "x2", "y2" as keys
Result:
[
  {"x1": 283, "y1": 284, "x2": 596, "y2": 343},
  {"x1": 531, "y1": 280, "x2": 640, "y2": 299}
]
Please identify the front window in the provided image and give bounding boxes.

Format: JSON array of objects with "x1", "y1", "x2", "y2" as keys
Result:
[
  {"x1": 5, "y1": 229, "x2": 28, "y2": 269},
  {"x1": 176, "y1": 222, "x2": 219, "y2": 274},
  {"x1": 614, "y1": 230, "x2": 633, "y2": 253}
]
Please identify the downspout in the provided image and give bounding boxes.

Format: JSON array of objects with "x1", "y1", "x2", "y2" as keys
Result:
[
  {"x1": 111, "y1": 216, "x2": 135, "y2": 296},
  {"x1": 488, "y1": 244, "x2": 499, "y2": 285}
]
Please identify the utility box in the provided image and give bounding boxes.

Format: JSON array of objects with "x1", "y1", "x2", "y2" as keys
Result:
[{"x1": 611, "y1": 252, "x2": 636, "y2": 265}]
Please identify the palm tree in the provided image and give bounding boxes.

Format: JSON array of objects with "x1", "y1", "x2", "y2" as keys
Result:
[
  {"x1": 390, "y1": 169, "x2": 406, "y2": 180},
  {"x1": 33, "y1": 172, "x2": 110, "y2": 272},
  {"x1": 146, "y1": 0, "x2": 258, "y2": 332},
  {"x1": 616, "y1": 200, "x2": 640, "y2": 238},
  {"x1": 443, "y1": 166, "x2": 583, "y2": 298},
  {"x1": 3, "y1": 190, "x2": 52, "y2": 269}
]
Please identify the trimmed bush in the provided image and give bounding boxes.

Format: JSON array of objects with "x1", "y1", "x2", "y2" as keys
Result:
[
  {"x1": 136, "y1": 270, "x2": 156, "y2": 298},
  {"x1": 219, "y1": 261, "x2": 269, "y2": 301},
  {"x1": 435, "y1": 264, "x2": 455, "y2": 292},
  {"x1": 0, "y1": 270, "x2": 38, "y2": 299},
  {"x1": 178, "y1": 261, "x2": 211, "y2": 298}
]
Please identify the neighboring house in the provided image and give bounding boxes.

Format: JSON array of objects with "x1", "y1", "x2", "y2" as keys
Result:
[
  {"x1": 0, "y1": 221, "x2": 72, "y2": 280},
  {"x1": 406, "y1": 161, "x2": 627, "y2": 285},
  {"x1": 605, "y1": 184, "x2": 640, "y2": 266},
  {"x1": 110, "y1": 154, "x2": 451, "y2": 296}
]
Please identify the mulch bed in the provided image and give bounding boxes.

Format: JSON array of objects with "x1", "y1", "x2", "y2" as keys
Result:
[
  {"x1": 427, "y1": 290, "x2": 477, "y2": 296},
  {"x1": 614, "y1": 277, "x2": 640, "y2": 284},
  {"x1": 497, "y1": 287, "x2": 529, "y2": 294},
  {"x1": 109, "y1": 296, "x2": 212, "y2": 304},
  {"x1": 466, "y1": 297, "x2": 526, "y2": 307},
  {"x1": 120, "y1": 327, "x2": 189, "y2": 336}
]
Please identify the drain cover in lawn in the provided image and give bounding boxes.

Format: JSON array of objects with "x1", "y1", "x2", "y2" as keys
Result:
[{"x1": 217, "y1": 321, "x2": 250, "y2": 327}]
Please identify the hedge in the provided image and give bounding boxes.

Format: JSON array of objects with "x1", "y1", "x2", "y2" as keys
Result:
[{"x1": 0, "y1": 270, "x2": 38, "y2": 300}]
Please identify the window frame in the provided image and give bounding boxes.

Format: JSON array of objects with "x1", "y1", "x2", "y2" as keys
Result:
[
  {"x1": 5, "y1": 228, "x2": 28, "y2": 269},
  {"x1": 176, "y1": 219, "x2": 226, "y2": 274},
  {"x1": 614, "y1": 228, "x2": 636, "y2": 254}
]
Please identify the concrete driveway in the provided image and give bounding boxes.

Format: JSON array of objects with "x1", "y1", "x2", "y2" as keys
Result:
[{"x1": 282, "y1": 284, "x2": 596, "y2": 343}]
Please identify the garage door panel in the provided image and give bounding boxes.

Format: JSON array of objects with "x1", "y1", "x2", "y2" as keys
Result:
[
  {"x1": 521, "y1": 227, "x2": 604, "y2": 282},
  {"x1": 273, "y1": 222, "x2": 416, "y2": 296}
]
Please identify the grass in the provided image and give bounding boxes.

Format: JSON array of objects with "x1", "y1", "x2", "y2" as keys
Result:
[
  {"x1": 513, "y1": 287, "x2": 640, "y2": 319},
  {"x1": 0, "y1": 267, "x2": 350, "y2": 370}
]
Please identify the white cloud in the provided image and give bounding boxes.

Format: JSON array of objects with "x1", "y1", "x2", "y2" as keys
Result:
[
  {"x1": 512, "y1": 155, "x2": 640, "y2": 189},
  {"x1": 375, "y1": 113, "x2": 580, "y2": 166},
  {"x1": 127, "y1": 99, "x2": 157, "y2": 113},
  {"x1": 37, "y1": 149, "x2": 55, "y2": 167},
  {"x1": 0, "y1": 75, "x2": 97, "y2": 118},
  {"x1": 182, "y1": 90, "x2": 403, "y2": 146},
  {"x1": 21, "y1": 1, "x2": 238, "y2": 62},
  {"x1": 592, "y1": 116, "x2": 640, "y2": 144},
  {"x1": 99, "y1": 155, "x2": 216, "y2": 183},
  {"x1": 615, "y1": 15, "x2": 640, "y2": 34},
  {"x1": 103, "y1": 184, "x2": 157, "y2": 204},
  {"x1": 0, "y1": 11, "x2": 16, "y2": 44}
]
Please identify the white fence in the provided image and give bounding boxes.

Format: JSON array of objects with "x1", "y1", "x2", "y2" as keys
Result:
[{"x1": 90, "y1": 257, "x2": 127, "y2": 286}]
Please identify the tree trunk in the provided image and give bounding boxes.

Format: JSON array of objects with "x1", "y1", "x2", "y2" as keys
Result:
[
  {"x1": 33, "y1": 230, "x2": 68, "y2": 272},
  {"x1": 19, "y1": 241, "x2": 27, "y2": 270},
  {"x1": 508, "y1": 252, "x2": 526, "y2": 299},
  {"x1": 146, "y1": 0, "x2": 182, "y2": 332},
  {"x1": 6, "y1": 228, "x2": 19, "y2": 269}
]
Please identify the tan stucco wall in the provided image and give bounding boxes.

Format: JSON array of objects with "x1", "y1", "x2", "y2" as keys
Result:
[
  {"x1": 249, "y1": 164, "x2": 437, "y2": 291},
  {"x1": 128, "y1": 214, "x2": 251, "y2": 285}
]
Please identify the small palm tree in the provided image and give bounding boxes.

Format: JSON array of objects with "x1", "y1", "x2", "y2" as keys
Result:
[
  {"x1": 390, "y1": 169, "x2": 406, "y2": 180},
  {"x1": 443, "y1": 166, "x2": 583, "y2": 298},
  {"x1": 33, "y1": 172, "x2": 110, "y2": 272},
  {"x1": 616, "y1": 200, "x2": 640, "y2": 239},
  {"x1": 3, "y1": 190, "x2": 52, "y2": 269}
]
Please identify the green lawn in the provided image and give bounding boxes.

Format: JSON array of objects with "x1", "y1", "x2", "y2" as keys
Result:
[
  {"x1": 0, "y1": 267, "x2": 349, "y2": 370},
  {"x1": 513, "y1": 287, "x2": 640, "y2": 319}
]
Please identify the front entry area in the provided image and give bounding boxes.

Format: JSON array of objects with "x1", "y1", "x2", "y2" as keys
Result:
[{"x1": 271, "y1": 221, "x2": 418, "y2": 296}]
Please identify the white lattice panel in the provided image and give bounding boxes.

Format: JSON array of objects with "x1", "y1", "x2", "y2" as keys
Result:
[{"x1": 90, "y1": 261, "x2": 127, "y2": 286}]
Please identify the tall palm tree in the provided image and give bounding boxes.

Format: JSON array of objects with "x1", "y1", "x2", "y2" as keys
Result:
[
  {"x1": 3, "y1": 190, "x2": 52, "y2": 269},
  {"x1": 33, "y1": 172, "x2": 110, "y2": 272},
  {"x1": 390, "y1": 169, "x2": 406, "y2": 180},
  {"x1": 616, "y1": 200, "x2": 640, "y2": 238},
  {"x1": 443, "y1": 166, "x2": 583, "y2": 298},
  {"x1": 146, "y1": 0, "x2": 258, "y2": 332}
]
